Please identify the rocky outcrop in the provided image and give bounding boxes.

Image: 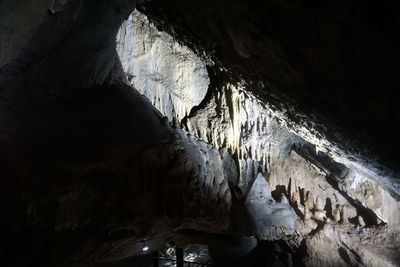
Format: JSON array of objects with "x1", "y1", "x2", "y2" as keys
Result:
[
  {"x1": 116, "y1": 10, "x2": 400, "y2": 266},
  {"x1": 116, "y1": 10, "x2": 210, "y2": 122},
  {"x1": 138, "y1": 0, "x2": 400, "y2": 171}
]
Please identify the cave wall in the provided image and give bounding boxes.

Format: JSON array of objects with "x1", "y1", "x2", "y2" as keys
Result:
[
  {"x1": 1, "y1": 1, "x2": 400, "y2": 266},
  {"x1": 138, "y1": 0, "x2": 400, "y2": 169},
  {"x1": 0, "y1": 1, "x2": 232, "y2": 265},
  {"x1": 116, "y1": 10, "x2": 400, "y2": 266}
]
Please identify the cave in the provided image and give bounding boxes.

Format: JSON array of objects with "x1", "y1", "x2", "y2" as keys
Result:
[{"x1": 1, "y1": 0, "x2": 400, "y2": 266}]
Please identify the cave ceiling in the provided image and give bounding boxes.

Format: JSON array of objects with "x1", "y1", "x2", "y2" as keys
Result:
[{"x1": 1, "y1": 0, "x2": 400, "y2": 266}]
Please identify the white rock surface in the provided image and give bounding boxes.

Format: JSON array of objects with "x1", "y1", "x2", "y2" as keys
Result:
[
  {"x1": 116, "y1": 8, "x2": 400, "y2": 227},
  {"x1": 177, "y1": 129, "x2": 233, "y2": 216},
  {"x1": 186, "y1": 83, "x2": 300, "y2": 192},
  {"x1": 245, "y1": 173, "x2": 299, "y2": 240},
  {"x1": 185, "y1": 80, "x2": 400, "y2": 225},
  {"x1": 116, "y1": 9, "x2": 400, "y2": 266},
  {"x1": 116, "y1": 10, "x2": 209, "y2": 122}
]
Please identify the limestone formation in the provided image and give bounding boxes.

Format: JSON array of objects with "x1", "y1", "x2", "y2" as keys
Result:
[
  {"x1": 315, "y1": 196, "x2": 324, "y2": 211},
  {"x1": 313, "y1": 210, "x2": 326, "y2": 222},
  {"x1": 1, "y1": 3, "x2": 400, "y2": 266},
  {"x1": 303, "y1": 206, "x2": 318, "y2": 230},
  {"x1": 304, "y1": 206, "x2": 312, "y2": 221},
  {"x1": 305, "y1": 191, "x2": 314, "y2": 210},
  {"x1": 329, "y1": 198, "x2": 336, "y2": 218},
  {"x1": 340, "y1": 205, "x2": 349, "y2": 224},
  {"x1": 295, "y1": 180, "x2": 300, "y2": 194},
  {"x1": 332, "y1": 194, "x2": 339, "y2": 206},
  {"x1": 333, "y1": 205, "x2": 341, "y2": 222},
  {"x1": 280, "y1": 193, "x2": 289, "y2": 204},
  {"x1": 292, "y1": 191, "x2": 301, "y2": 206},
  {"x1": 313, "y1": 196, "x2": 327, "y2": 221},
  {"x1": 358, "y1": 216, "x2": 366, "y2": 227},
  {"x1": 116, "y1": 10, "x2": 210, "y2": 123}
]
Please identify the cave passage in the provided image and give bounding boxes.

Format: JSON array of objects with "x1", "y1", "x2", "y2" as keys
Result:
[{"x1": 1, "y1": 1, "x2": 400, "y2": 266}]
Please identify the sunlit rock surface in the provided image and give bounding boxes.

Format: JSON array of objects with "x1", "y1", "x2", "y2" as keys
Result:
[{"x1": 116, "y1": 9, "x2": 400, "y2": 266}]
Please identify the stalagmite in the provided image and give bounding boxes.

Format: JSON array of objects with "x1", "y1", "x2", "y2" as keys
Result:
[
  {"x1": 329, "y1": 199, "x2": 336, "y2": 218},
  {"x1": 305, "y1": 191, "x2": 314, "y2": 210},
  {"x1": 292, "y1": 191, "x2": 301, "y2": 206},
  {"x1": 313, "y1": 196, "x2": 327, "y2": 221},
  {"x1": 315, "y1": 196, "x2": 324, "y2": 210},
  {"x1": 304, "y1": 206, "x2": 312, "y2": 220},
  {"x1": 295, "y1": 180, "x2": 300, "y2": 192},
  {"x1": 112, "y1": 8, "x2": 400, "y2": 267},
  {"x1": 333, "y1": 205, "x2": 341, "y2": 222},
  {"x1": 332, "y1": 194, "x2": 339, "y2": 206},
  {"x1": 0, "y1": 1, "x2": 400, "y2": 266},
  {"x1": 341, "y1": 205, "x2": 349, "y2": 224},
  {"x1": 304, "y1": 206, "x2": 318, "y2": 230},
  {"x1": 291, "y1": 190, "x2": 304, "y2": 216}
]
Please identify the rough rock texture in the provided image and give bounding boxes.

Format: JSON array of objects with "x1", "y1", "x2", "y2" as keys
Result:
[
  {"x1": 116, "y1": 9, "x2": 400, "y2": 266},
  {"x1": 0, "y1": 2, "x2": 232, "y2": 266},
  {"x1": 138, "y1": 0, "x2": 400, "y2": 170},
  {"x1": 245, "y1": 173, "x2": 299, "y2": 240},
  {"x1": 116, "y1": 10, "x2": 210, "y2": 122},
  {"x1": 2, "y1": 1, "x2": 400, "y2": 266}
]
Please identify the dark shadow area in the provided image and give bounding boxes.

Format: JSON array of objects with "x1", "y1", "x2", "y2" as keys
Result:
[
  {"x1": 324, "y1": 197, "x2": 333, "y2": 218},
  {"x1": 338, "y1": 247, "x2": 352, "y2": 266},
  {"x1": 230, "y1": 240, "x2": 303, "y2": 267},
  {"x1": 271, "y1": 185, "x2": 288, "y2": 202},
  {"x1": 139, "y1": 0, "x2": 400, "y2": 172}
]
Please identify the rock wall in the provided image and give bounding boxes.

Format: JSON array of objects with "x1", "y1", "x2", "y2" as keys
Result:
[
  {"x1": 117, "y1": 10, "x2": 400, "y2": 266},
  {"x1": 116, "y1": 10, "x2": 210, "y2": 122}
]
